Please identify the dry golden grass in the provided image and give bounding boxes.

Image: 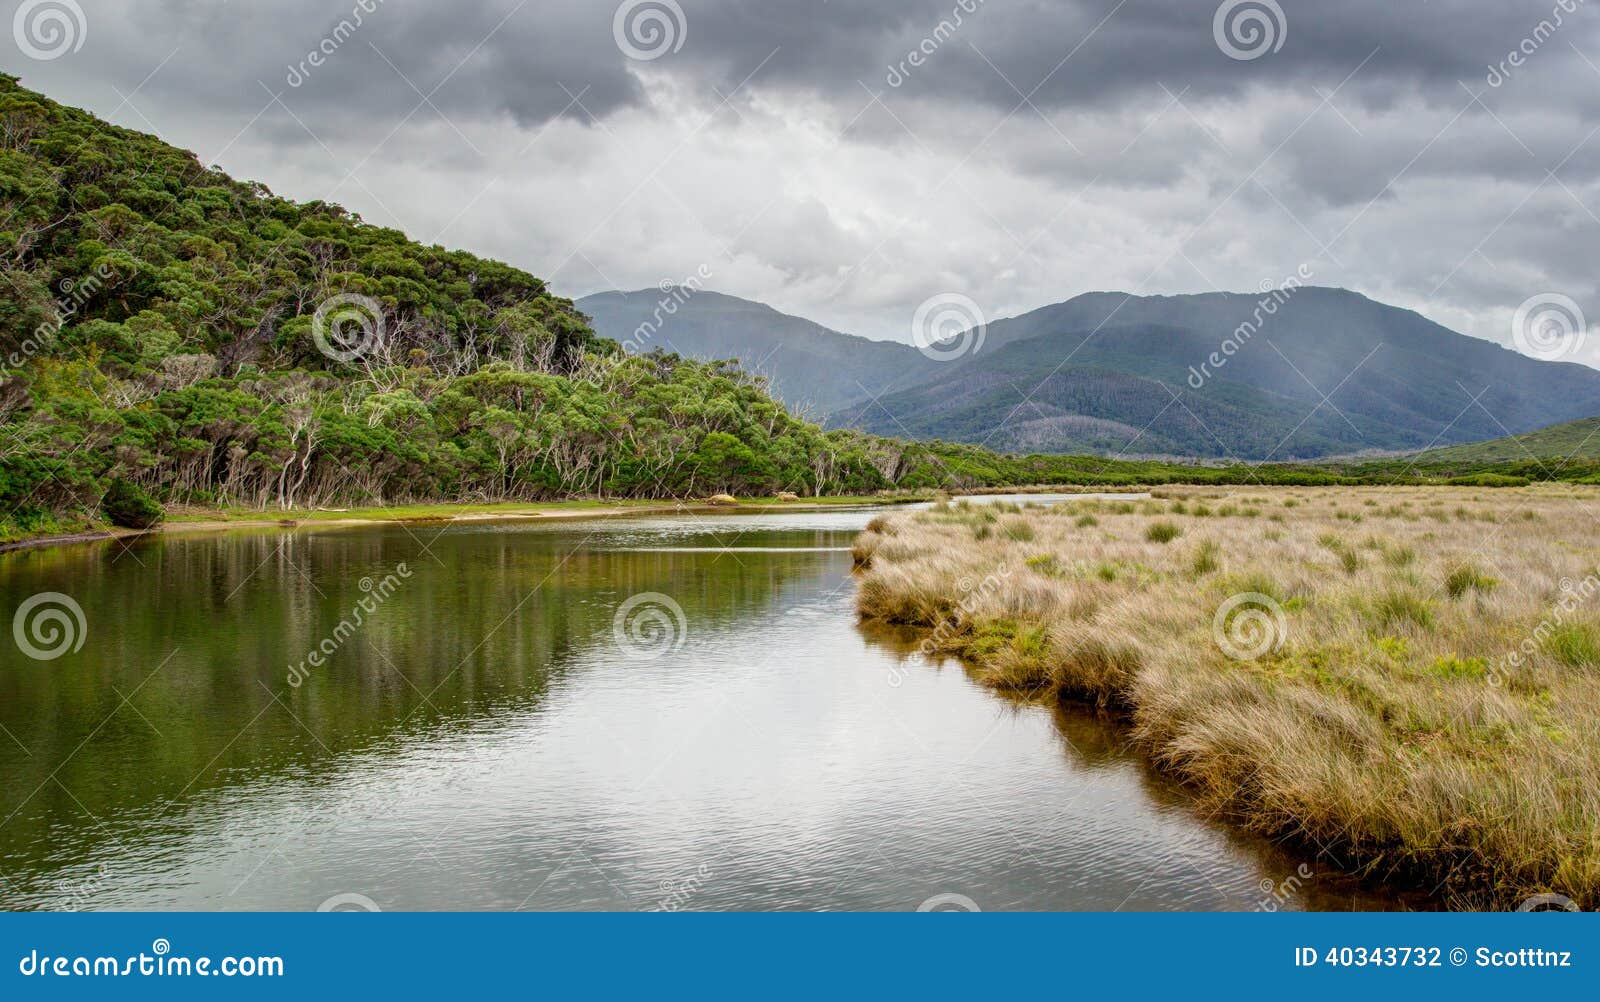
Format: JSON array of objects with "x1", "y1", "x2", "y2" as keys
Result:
[{"x1": 853, "y1": 486, "x2": 1600, "y2": 908}]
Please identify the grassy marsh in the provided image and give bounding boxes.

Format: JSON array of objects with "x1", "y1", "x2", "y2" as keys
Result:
[{"x1": 853, "y1": 486, "x2": 1600, "y2": 908}]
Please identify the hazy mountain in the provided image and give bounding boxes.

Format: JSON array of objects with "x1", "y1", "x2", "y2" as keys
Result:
[
  {"x1": 833, "y1": 288, "x2": 1600, "y2": 460},
  {"x1": 577, "y1": 289, "x2": 939, "y2": 417}
]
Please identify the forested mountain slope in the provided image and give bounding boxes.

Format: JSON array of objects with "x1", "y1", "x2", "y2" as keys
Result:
[
  {"x1": 0, "y1": 76, "x2": 948, "y2": 539},
  {"x1": 1411, "y1": 416, "x2": 1600, "y2": 464}
]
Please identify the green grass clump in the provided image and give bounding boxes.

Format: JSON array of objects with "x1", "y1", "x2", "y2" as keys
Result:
[
  {"x1": 1001, "y1": 518, "x2": 1035, "y2": 541},
  {"x1": 1383, "y1": 545, "x2": 1416, "y2": 567},
  {"x1": 1146, "y1": 521, "x2": 1182, "y2": 543},
  {"x1": 1542, "y1": 625, "x2": 1600, "y2": 669},
  {"x1": 1370, "y1": 590, "x2": 1435, "y2": 630},
  {"x1": 1445, "y1": 564, "x2": 1497, "y2": 599}
]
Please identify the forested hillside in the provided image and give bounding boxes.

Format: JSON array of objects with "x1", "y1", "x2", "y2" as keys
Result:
[
  {"x1": 0, "y1": 76, "x2": 956, "y2": 540},
  {"x1": 1408, "y1": 416, "x2": 1600, "y2": 464}
]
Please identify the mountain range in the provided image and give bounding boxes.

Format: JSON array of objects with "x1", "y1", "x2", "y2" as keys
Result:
[{"x1": 578, "y1": 287, "x2": 1600, "y2": 461}]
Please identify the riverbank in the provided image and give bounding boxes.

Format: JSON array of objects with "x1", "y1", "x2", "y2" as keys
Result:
[
  {"x1": 0, "y1": 493, "x2": 935, "y2": 554},
  {"x1": 852, "y1": 485, "x2": 1600, "y2": 908}
]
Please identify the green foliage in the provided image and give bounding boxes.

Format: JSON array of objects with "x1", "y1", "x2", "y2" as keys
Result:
[
  {"x1": 0, "y1": 77, "x2": 930, "y2": 517},
  {"x1": 1426, "y1": 654, "x2": 1490, "y2": 679},
  {"x1": 101, "y1": 478, "x2": 164, "y2": 529}
]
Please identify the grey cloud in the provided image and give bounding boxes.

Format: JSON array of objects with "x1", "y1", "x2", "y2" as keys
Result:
[{"x1": 1, "y1": 0, "x2": 1594, "y2": 361}]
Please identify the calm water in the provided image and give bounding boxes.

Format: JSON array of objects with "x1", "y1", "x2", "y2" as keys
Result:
[{"x1": 0, "y1": 500, "x2": 1406, "y2": 911}]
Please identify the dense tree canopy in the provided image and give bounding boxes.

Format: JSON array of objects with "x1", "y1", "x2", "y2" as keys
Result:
[{"x1": 0, "y1": 75, "x2": 969, "y2": 536}]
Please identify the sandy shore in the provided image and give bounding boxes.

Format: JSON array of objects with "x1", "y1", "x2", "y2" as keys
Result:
[{"x1": 0, "y1": 496, "x2": 922, "y2": 555}]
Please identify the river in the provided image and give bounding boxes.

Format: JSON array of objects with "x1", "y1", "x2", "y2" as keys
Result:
[{"x1": 0, "y1": 497, "x2": 1409, "y2": 911}]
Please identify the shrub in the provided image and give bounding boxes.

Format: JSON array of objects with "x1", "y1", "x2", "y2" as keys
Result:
[
  {"x1": 1447, "y1": 473, "x2": 1531, "y2": 488},
  {"x1": 101, "y1": 479, "x2": 164, "y2": 529},
  {"x1": 1026, "y1": 554, "x2": 1065, "y2": 577},
  {"x1": 1428, "y1": 654, "x2": 1490, "y2": 679}
]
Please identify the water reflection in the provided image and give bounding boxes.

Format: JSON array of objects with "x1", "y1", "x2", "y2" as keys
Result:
[{"x1": 0, "y1": 504, "x2": 1420, "y2": 911}]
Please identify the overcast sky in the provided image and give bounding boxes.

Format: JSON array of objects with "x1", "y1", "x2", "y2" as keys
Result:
[{"x1": 8, "y1": 0, "x2": 1600, "y2": 362}]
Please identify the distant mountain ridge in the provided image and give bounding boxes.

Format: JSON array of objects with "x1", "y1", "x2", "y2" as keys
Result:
[
  {"x1": 582, "y1": 286, "x2": 1600, "y2": 460},
  {"x1": 576, "y1": 289, "x2": 939, "y2": 416},
  {"x1": 843, "y1": 287, "x2": 1600, "y2": 459}
]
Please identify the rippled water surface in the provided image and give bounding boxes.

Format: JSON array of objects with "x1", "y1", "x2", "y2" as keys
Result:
[{"x1": 0, "y1": 500, "x2": 1404, "y2": 910}]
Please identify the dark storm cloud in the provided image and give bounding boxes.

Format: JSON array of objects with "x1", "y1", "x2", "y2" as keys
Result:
[
  {"x1": 2, "y1": 0, "x2": 1594, "y2": 357},
  {"x1": 658, "y1": 0, "x2": 1598, "y2": 114},
  {"x1": 7, "y1": 0, "x2": 645, "y2": 135},
  {"x1": 14, "y1": 1, "x2": 1597, "y2": 152}
]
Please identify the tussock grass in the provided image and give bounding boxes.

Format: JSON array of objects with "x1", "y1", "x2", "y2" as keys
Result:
[
  {"x1": 854, "y1": 484, "x2": 1600, "y2": 908},
  {"x1": 1145, "y1": 521, "x2": 1182, "y2": 543}
]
